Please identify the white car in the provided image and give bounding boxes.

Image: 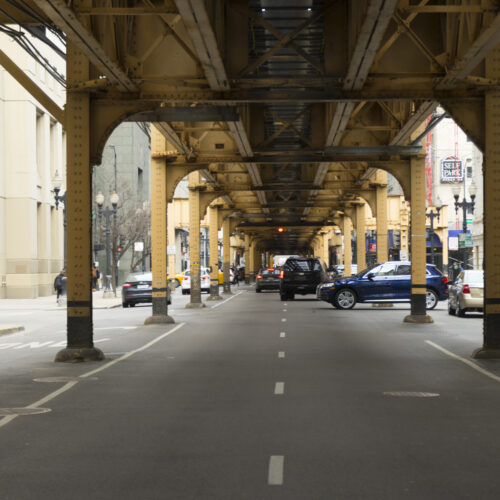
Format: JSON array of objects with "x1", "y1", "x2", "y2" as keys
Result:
[{"x1": 181, "y1": 268, "x2": 211, "y2": 295}]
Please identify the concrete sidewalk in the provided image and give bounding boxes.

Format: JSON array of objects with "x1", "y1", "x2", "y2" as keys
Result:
[{"x1": 0, "y1": 289, "x2": 122, "y2": 336}]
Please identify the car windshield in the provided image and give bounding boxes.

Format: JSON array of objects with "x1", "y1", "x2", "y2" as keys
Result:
[
  {"x1": 466, "y1": 270, "x2": 483, "y2": 282},
  {"x1": 125, "y1": 272, "x2": 152, "y2": 282},
  {"x1": 285, "y1": 259, "x2": 322, "y2": 272},
  {"x1": 355, "y1": 264, "x2": 380, "y2": 277}
]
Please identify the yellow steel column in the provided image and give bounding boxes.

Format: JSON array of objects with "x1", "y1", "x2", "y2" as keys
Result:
[
  {"x1": 187, "y1": 172, "x2": 204, "y2": 308},
  {"x1": 55, "y1": 42, "x2": 102, "y2": 362},
  {"x1": 356, "y1": 204, "x2": 366, "y2": 271},
  {"x1": 376, "y1": 171, "x2": 388, "y2": 263},
  {"x1": 249, "y1": 238, "x2": 256, "y2": 282},
  {"x1": 167, "y1": 200, "x2": 176, "y2": 288},
  {"x1": 473, "y1": 47, "x2": 500, "y2": 357},
  {"x1": 343, "y1": 216, "x2": 352, "y2": 276},
  {"x1": 244, "y1": 234, "x2": 250, "y2": 283},
  {"x1": 222, "y1": 217, "x2": 232, "y2": 294},
  {"x1": 404, "y1": 157, "x2": 433, "y2": 323},
  {"x1": 145, "y1": 126, "x2": 174, "y2": 325},
  {"x1": 322, "y1": 232, "x2": 330, "y2": 266},
  {"x1": 207, "y1": 206, "x2": 222, "y2": 301}
]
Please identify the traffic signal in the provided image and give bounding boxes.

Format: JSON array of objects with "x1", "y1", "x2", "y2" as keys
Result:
[
  {"x1": 117, "y1": 245, "x2": 122, "y2": 254},
  {"x1": 277, "y1": 226, "x2": 286, "y2": 233}
]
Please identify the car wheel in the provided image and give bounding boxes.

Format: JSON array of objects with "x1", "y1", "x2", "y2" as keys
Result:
[
  {"x1": 457, "y1": 303, "x2": 466, "y2": 317},
  {"x1": 129, "y1": 303, "x2": 136, "y2": 307},
  {"x1": 334, "y1": 288, "x2": 356, "y2": 310},
  {"x1": 122, "y1": 302, "x2": 129, "y2": 308},
  {"x1": 182, "y1": 289, "x2": 187, "y2": 295},
  {"x1": 256, "y1": 288, "x2": 261, "y2": 293},
  {"x1": 448, "y1": 301, "x2": 456, "y2": 315},
  {"x1": 280, "y1": 293, "x2": 287, "y2": 301},
  {"x1": 426, "y1": 289, "x2": 438, "y2": 310},
  {"x1": 288, "y1": 293, "x2": 295, "y2": 300}
]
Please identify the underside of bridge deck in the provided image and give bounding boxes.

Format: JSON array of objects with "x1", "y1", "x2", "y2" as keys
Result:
[{"x1": 2, "y1": 0, "x2": 500, "y2": 359}]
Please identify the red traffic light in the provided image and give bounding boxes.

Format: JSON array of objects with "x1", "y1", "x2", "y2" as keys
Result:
[{"x1": 277, "y1": 226, "x2": 286, "y2": 233}]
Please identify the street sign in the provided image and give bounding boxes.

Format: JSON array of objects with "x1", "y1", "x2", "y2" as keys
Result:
[
  {"x1": 458, "y1": 233, "x2": 473, "y2": 248},
  {"x1": 466, "y1": 217, "x2": 473, "y2": 224},
  {"x1": 134, "y1": 241, "x2": 144, "y2": 252}
]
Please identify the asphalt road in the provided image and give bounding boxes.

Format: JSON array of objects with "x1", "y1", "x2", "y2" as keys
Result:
[{"x1": 0, "y1": 286, "x2": 499, "y2": 499}]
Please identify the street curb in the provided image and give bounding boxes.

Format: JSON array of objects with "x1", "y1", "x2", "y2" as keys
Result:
[{"x1": 0, "y1": 326, "x2": 25, "y2": 337}]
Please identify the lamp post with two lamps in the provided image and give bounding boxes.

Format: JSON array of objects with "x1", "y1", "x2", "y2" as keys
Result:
[
  {"x1": 426, "y1": 197, "x2": 442, "y2": 266},
  {"x1": 95, "y1": 190, "x2": 120, "y2": 298},
  {"x1": 52, "y1": 171, "x2": 66, "y2": 268},
  {"x1": 452, "y1": 181, "x2": 477, "y2": 269}
]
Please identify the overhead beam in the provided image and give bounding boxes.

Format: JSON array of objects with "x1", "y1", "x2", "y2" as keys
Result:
[
  {"x1": 36, "y1": 0, "x2": 138, "y2": 92},
  {"x1": 129, "y1": 107, "x2": 239, "y2": 122}
]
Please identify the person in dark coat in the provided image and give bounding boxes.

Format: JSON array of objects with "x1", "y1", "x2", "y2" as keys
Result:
[{"x1": 54, "y1": 269, "x2": 66, "y2": 302}]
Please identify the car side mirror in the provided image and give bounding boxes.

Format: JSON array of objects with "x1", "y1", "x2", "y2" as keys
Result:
[{"x1": 367, "y1": 273, "x2": 374, "y2": 280}]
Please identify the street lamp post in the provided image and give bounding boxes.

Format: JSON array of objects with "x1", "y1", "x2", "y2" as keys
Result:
[
  {"x1": 426, "y1": 201, "x2": 442, "y2": 265},
  {"x1": 52, "y1": 171, "x2": 67, "y2": 268},
  {"x1": 96, "y1": 190, "x2": 120, "y2": 298},
  {"x1": 452, "y1": 181, "x2": 477, "y2": 269}
]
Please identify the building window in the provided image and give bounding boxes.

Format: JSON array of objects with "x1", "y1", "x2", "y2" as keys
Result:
[
  {"x1": 467, "y1": 165, "x2": 473, "y2": 178},
  {"x1": 138, "y1": 167, "x2": 143, "y2": 197}
]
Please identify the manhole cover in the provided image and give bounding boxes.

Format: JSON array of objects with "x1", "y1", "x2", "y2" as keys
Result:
[
  {"x1": 383, "y1": 392, "x2": 440, "y2": 398},
  {"x1": 33, "y1": 376, "x2": 97, "y2": 383},
  {"x1": 0, "y1": 407, "x2": 51, "y2": 416}
]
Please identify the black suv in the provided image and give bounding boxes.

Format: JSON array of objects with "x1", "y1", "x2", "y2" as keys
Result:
[{"x1": 279, "y1": 257, "x2": 327, "y2": 301}]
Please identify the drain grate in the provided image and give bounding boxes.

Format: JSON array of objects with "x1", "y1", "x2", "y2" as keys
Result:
[
  {"x1": 0, "y1": 407, "x2": 51, "y2": 416},
  {"x1": 383, "y1": 392, "x2": 440, "y2": 397}
]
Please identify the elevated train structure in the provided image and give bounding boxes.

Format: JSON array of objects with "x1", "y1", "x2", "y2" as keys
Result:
[{"x1": 1, "y1": 0, "x2": 499, "y2": 360}]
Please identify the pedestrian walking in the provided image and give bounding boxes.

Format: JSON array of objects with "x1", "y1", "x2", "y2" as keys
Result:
[
  {"x1": 92, "y1": 263, "x2": 100, "y2": 291},
  {"x1": 54, "y1": 269, "x2": 66, "y2": 303}
]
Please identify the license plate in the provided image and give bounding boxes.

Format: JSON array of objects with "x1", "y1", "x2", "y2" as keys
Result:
[{"x1": 137, "y1": 284, "x2": 149, "y2": 290}]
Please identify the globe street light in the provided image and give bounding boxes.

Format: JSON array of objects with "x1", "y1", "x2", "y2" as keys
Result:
[
  {"x1": 52, "y1": 171, "x2": 66, "y2": 268},
  {"x1": 96, "y1": 190, "x2": 120, "y2": 297},
  {"x1": 426, "y1": 196, "x2": 442, "y2": 266},
  {"x1": 452, "y1": 180, "x2": 477, "y2": 269}
]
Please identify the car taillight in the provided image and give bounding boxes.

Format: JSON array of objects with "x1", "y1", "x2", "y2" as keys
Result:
[
  {"x1": 257, "y1": 274, "x2": 263, "y2": 279},
  {"x1": 280, "y1": 270, "x2": 284, "y2": 279},
  {"x1": 183, "y1": 276, "x2": 189, "y2": 280},
  {"x1": 122, "y1": 283, "x2": 132, "y2": 288},
  {"x1": 202, "y1": 276, "x2": 208, "y2": 280},
  {"x1": 463, "y1": 284, "x2": 471, "y2": 294},
  {"x1": 441, "y1": 277, "x2": 449, "y2": 285}
]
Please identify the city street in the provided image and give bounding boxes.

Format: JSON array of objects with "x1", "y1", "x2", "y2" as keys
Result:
[{"x1": 0, "y1": 286, "x2": 498, "y2": 499}]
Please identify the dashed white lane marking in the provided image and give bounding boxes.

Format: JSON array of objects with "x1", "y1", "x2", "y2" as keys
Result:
[
  {"x1": 268, "y1": 456, "x2": 284, "y2": 485},
  {"x1": 281, "y1": 318, "x2": 287, "y2": 322},
  {"x1": 278, "y1": 351, "x2": 285, "y2": 358},
  {"x1": 280, "y1": 332, "x2": 286, "y2": 338},
  {"x1": 274, "y1": 382, "x2": 285, "y2": 395},
  {"x1": 284, "y1": 303, "x2": 288, "y2": 306},
  {"x1": 426, "y1": 340, "x2": 500, "y2": 383},
  {"x1": 283, "y1": 309, "x2": 287, "y2": 312},
  {"x1": 0, "y1": 324, "x2": 186, "y2": 429}
]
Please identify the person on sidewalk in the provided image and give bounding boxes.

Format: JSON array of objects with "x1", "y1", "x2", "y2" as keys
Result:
[
  {"x1": 92, "y1": 263, "x2": 100, "y2": 291},
  {"x1": 54, "y1": 269, "x2": 66, "y2": 303}
]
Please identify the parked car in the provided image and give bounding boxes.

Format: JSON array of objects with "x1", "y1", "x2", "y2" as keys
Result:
[
  {"x1": 256, "y1": 268, "x2": 281, "y2": 292},
  {"x1": 316, "y1": 261, "x2": 448, "y2": 310},
  {"x1": 332, "y1": 264, "x2": 357, "y2": 277},
  {"x1": 280, "y1": 257, "x2": 328, "y2": 301},
  {"x1": 122, "y1": 272, "x2": 171, "y2": 308},
  {"x1": 181, "y1": 268, "x2": 211, "y2": 295},
  {"x1": 448, "y1": 269, "x2": 484, "y2": 316}
]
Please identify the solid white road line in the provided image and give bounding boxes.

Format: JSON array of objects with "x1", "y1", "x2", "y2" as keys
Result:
[
  {"x1": 210, "y1": 290, "x2": 244, "y2": 309},
  {"x1": 0, "y1": 323, "x2": 186, "y2": 429},
  {"x1": 426, "y1": 340, "x2": 500, "y2": 383},
  {"x1": 280, "y1": 332, "x2": 286, "y2": 338},
  {"x1": 278, "y1": 351, "x2": 285, "y2": 358},
  {"x1": 268, "y1": 456, "x2": 284, "y2": 485},
  {"x1": 274, "y1": 382, "x2": 285, "y2": 395}
]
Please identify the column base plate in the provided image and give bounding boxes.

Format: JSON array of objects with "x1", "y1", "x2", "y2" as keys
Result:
[
  {"x1": 403, "y1": 314, "x2": 434, "y2": 324},
  {"x1": 144, "y1": 314, "x2": 175, "y2": 325},
  {"x1": 472, "y1": 347, "x2": 500, "y2": 359},
  {"x1": 185, "y1": 302, "x2": 206, "y2": 309},
  {"x1": 55, "y1": 347, "x2": 105, "y2": 362}
]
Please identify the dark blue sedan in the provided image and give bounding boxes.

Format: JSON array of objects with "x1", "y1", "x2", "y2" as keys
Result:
[{"x1": 316, "y1": 261, "x2": 449, "y2": 310}]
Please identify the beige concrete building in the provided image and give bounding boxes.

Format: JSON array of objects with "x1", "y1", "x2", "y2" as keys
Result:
[{"x1": 0, "y1": 29, "x2": 66, "y2": 298}]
